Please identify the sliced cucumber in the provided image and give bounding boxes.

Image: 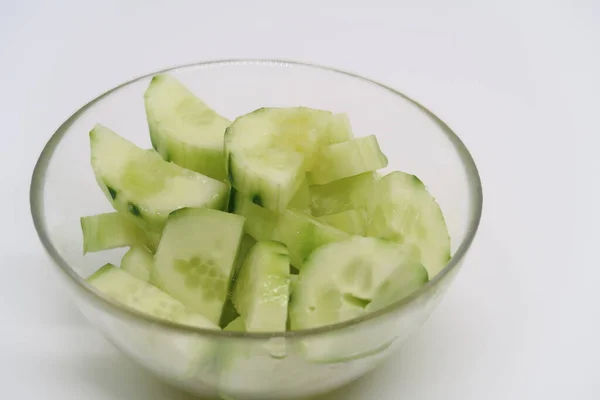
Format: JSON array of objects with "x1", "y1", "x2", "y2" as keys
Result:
[
  {"x1": 287, "y1": 179, "x2": 311, "y2": 212},
  {"x1": 366, "y1": 171, "x2": 451, "y2": 277},
  {"x1": 224, "y1": 317, "x2": 246, "y2": 332},
  {"x1": 310, "y1": 172, "x2": 376, "y2": 217},
  {"x1": 225, "y1": 107, "x2": 332, "y2": 211},
  {"x1": 317, "y1": 209, "x2": 367, "y2": 235},
  {"x1": 90, "y1": 124, "x2": 228, "y2": 230},
  {"x1": 153, "y1": 208, "x2": 245, "y2": 324},
  {"x1": 232, "y1": 241, "x2": 291, "y2": 332},
  {"x1": 81, "y1": 212, "x2": 155, "y2": 253},
  {"x1": 144, "y1": 74, "x2": 231, "y2": 181},
  {"x1": 307, "y1": 135, "x2": 388, "y2": 185},
  {"x1": 121, "y1": 246, "x2": 154, "y2": 283},
  {"x1": 233, "y1": 234, "x2": 256, "y2": 274},
  {"x1": 233, "y1": 197, "x2": 350, "y2": 268},
  {"x1": 88, "y1": 264, "x2": 218, "y2": 329},
  {"x1": 289, "y1": 237, "x2": 428, "y2": 330},
  {"x1": 272, "y1": 209, "x2": 350, "y2": 268},
  {"x1": 324, "y1": 113, "x2": 354, "y2": 144},
  {"x1": 229, "y1": 189, "x2": 277, "y2": 240}
]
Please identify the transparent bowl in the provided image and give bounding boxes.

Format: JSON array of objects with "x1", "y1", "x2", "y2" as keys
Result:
[{"x1": 30, "y1": 60, "x2": 482, "y2": 399}]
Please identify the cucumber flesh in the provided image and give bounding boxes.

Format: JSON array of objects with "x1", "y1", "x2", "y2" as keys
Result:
[
  {"x1": 366, "y1": 171, "x2": 451, "y2": 278},
  {"x1": 81, "y1": 212, "x2": 155, "y2": 253},
  {"x1": 307, "y1": 135, "x2": 388, "y2": 185},
  {"x1": 317, "y1": 209, "x2": 368, "y2": 235},
  {"x1": 324, "y1": 113, "x2": 354, "y2": 144},
  {"x1": 310, "y1": 172, "x2": 376, "y2": 217},
  {"x1": 224, "y1": 317, "x2": 246, "y2": 332},
  {"x1": 121, "y1": 246, "x2": 154, "y2": 283},
  {"x1": 232, "y1": 241, "x2": 290, "y2": 332},
  {"x1": 225, "y1": 107, "x2": 332, "y2": 211},
  {"x1": 289, "y1": 237, "x2": 428, "y2": 330},
  {"x1": 88, "y1": 264, "x2": 218, "y2": 329},
  {"x1": 144, "y1": 74, "x2": 231, "y2": 181},
  {"x1": 90, "y1": 124, "x2": 228, "y2": 230},
  {"x1": 233, "y1": 197, "x2": 350, "y2": 268},
  {"x1": 153, "y1": 208, "x2": 245, "y2": 324},
  {"x1": 287, "y1": 179, "x2": 311, "y2": 212}
]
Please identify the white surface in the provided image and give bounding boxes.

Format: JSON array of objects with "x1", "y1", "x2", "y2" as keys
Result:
[{"x1": 1, "y1": 1, "x2": 598, "y2": 399}]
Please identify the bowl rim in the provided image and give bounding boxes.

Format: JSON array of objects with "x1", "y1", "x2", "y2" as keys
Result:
[{"x1": 30, "y1": 59, "x2": 483, "y2": 340}]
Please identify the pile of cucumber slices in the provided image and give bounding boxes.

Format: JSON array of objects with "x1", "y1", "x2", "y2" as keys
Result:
[{"x1": 84, "y1": 74, "x2": 451, "y2": 334}]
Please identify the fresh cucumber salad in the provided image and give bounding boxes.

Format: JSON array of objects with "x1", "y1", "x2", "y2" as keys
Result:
[{"x1": 83, "y1": 74, "x2": 451, "y2": 336}]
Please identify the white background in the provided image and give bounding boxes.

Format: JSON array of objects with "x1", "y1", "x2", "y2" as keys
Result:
[{"x1": 1, "y1": 1, "x2": 598, "y2": 399}]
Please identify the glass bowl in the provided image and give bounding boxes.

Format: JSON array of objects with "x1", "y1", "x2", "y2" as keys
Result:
[{"x1": 30, "y1": 60, "x2": 482, "y2": 399}]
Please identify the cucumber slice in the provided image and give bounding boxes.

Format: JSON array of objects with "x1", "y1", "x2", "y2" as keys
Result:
[
  {"x1": 289, "y1": 237, "x2": 428, "y2": 330},
  {"x1": 90, "y1": 124, "x2": 228, "y2": 230},
  {"x1": 310, "y1": 172, "x2": 376, "y2": 217},
  {"x1": 317, "y1": 209, "x2": 367, "y2": 235},
  {"x1": 366, "y1": 171, "x2": 451, "y2": 277},
  {"x1": 233, "y1": 197, "x2": 350, "y2": 268},
  {"x1": 153, "y1": 208, "x2": 245, "y2": 324},
  {"x1": 81, "y1": 212, "x2": 155, "y2": 253},
  {"x1": 121, "y1": 246, "x2": 154, "y2": 283},
  {"x1": 287, "y1": 179, "x2": 311, "y2": 212},
  {"x1": 307, "y1": 135, "x2": 388, "y2": 185},
  {"x1": 224, "y1": 317, "x2": 246, "y2": 332},
  {"x1": 225, "y1": 107, "x2": 332, "y2": 211},
  {"x1": 232, "y1": 241, "x2": 291, "y2": 332},
  {"x1": 144, "y1": 74, "x2": 231, "y2": 181},
  {"x1": 325, "y1": 113, "x2": 354, "y2": 144},
  {"x1": 88, "y1": 264, "x2": 218, "y2": 329}
]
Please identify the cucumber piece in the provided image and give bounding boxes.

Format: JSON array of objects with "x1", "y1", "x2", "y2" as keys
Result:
[
  {"x1": 224, "y1": 317, "x2": 246, "y2": 332},
  {"x1": 289, "y1": 275, "x2": 299, "y2": 295},
  {"x1": 121, "y1": 246, "x2": 154, "y2": 283},
  {"x1": 153, "y1": 208, "x2": 245, "y2": 324},
  {"x1": 310, "y1": 172, "x2": 376, "y2": 217},
  {"x1": 366, "y1": 171, "x2": 451, "y2": 278},
  {"x1": 229, "y1": 190, "x2": 278, "y2": 240},
  {"x1": 233, "y1": 197, "x2": 350, "y2": 268},
  {"x1": 225, "y1": 107, "x2": 332, "y2": 211},
  {"x1": 232, "y1": 241, "x2": 291, "y2": 332},
  {"x1": 88, "y1": 264, "x2": 218, "y2": 329},
  {"x1": 307, "y1": 135, "x2": 388, "y2": 185},
  {"x1": 290, "y1": 237, "x2": 428, "y2": 330},
  {"x1": 81, "y1": 212, "x2": 155, "y2": 253},
  {"x1": 90, "y1": 124, "x2": 228, "y2": 231},
  {"x1": 317, "y1": 209, "x2": 367, "y2": 235},
  {"x1": 325, "y1": 113, "x2": 354, "y2": 144},
  {"x1": 144, "y1": 74, "x2": 231, "y2": 181},
  {"x1": 233, "y1": 234, "x2": 256, "y2": 274},
  {"x1": 287, "y1": 179, "x2": 311, "y2": 212}
]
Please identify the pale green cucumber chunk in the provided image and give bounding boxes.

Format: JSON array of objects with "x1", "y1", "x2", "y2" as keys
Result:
[
  {"x1": 229, "y1": 189, "x2": 278, "y2": 240},
  {"x1": 366, "y1": 171, "x2": 451, "y2": 278},
  {"x1": 90, "y1": 125, "x2": 228, "y2": 230},
  {"x1": 144, "y1": 74, "x2": 231, "y2": 180},
  {"x1": 225, "y1": 107, "x2": 332, "y2": 211},
  {"x1": 224, "y1": 317, "x2": 246, "y2": 332},
  {"x1": 287, "y1": 179, "x2": 311, "y2": 212},
  {"x1": 232, "y1": 241, "x2": 290, "y2": 332},
  {"x1": 121, "y1": 246, "x2": 154, "y2": 283},
  {"x1": 307, "y1": 135, "x2": 388, "y2": 185},
  {"x1": 233, "y1": 197, "x2": 350, "y2": 268},
  {"x1": 88, "y1": 264, "x2": 218, "y2": 329},
  {"x1": 289, "y1": 237, "x2": 428, "y2": 330},
  {"x1": 325, "y1": 113, "x2": 354, "y2": 144},
  {"x1": 317, "y1": 209, "x2": 368, "y2": 235},
  {"x1": 310, "y1": 172, "x2": 377, "y2": 217},
  {"x1": 81, "y1": 212, "x2": 155, "y2": 253},
  {"x1": 153, "y1": 208, "x2": 245, "y2": 324}
]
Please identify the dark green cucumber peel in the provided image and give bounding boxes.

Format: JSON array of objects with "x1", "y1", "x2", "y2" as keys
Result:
[
  {"x1": 128, "y1": 203, "x2": 142, "y2": 217},
  {"x1": 251, "y1": 194, "x2": 263, "y2": 207},
  {"x1": 227, "y1": 187, "x2": 238, "y2": 213},
  {"x1": 106, "y1": 186, "x2": 117, "y2": 200}
]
